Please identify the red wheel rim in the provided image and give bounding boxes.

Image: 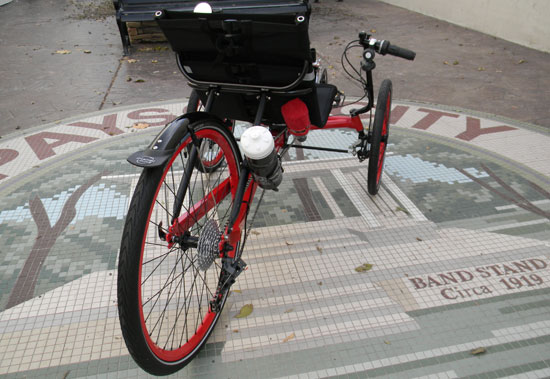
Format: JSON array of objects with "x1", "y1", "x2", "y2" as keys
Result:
[
  {"x1": 376, "y1": 93, "x2": 391, "y2": 184},
  {"x1": 137, "y1": 128, "x2": 238, "y2": 362}
]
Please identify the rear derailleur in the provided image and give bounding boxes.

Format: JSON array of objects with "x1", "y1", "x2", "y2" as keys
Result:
[{"x1": 209, "y1": 255, "x2": 247, "y2": 313}]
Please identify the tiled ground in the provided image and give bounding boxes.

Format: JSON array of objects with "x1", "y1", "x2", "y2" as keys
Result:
[{"x1": 0, "y1": 100, "x2": 549, "y2": 378}]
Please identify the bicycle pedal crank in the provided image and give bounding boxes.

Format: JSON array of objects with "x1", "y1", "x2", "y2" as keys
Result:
[{"x1": 197, "y1": 219, "x2": 221, "y2": 271}]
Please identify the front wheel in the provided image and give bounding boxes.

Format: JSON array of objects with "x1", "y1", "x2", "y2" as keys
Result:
[
  {"x1": 316, "y1": 68, "x2": 328, "y2": 84},
  {"x1": 186, "y1": 90, "x2": 227, "y2": 173},
  {"x1": 368, "y1": 79, "x2": 392, "y2": 195},
  {"x1": 118, "y1": 119, "x2": 241, "y2": 375}
]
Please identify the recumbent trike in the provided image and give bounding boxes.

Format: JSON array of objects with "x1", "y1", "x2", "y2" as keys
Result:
[{"x1": 116, "y1": 0, "x2": 415, "y2": 375}]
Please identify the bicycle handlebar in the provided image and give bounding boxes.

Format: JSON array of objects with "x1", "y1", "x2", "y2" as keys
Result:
[
  {"x1": 382, "y1": 41, "x2": 416, "y2": 61},
  {"x1": 359, "y1": 33, "x2": 416, "y2": 61}
]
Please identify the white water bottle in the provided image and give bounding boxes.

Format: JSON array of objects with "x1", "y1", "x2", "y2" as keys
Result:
[{"x1": 240, "y1": 126, "x2": 283, "y2": 190}]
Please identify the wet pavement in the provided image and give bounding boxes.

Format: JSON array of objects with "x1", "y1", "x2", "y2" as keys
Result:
[{"x1": 0, "y1": 0, "x2": 549, "y2": 378}]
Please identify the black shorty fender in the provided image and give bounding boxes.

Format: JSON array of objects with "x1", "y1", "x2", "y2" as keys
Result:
[{"x1": 127, "y1": 112, "x2": 223, "y2": 168}]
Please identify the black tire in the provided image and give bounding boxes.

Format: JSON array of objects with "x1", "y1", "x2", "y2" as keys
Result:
[
  {"x1": 118, "y1": 119, "x2": 241, "y2": 375},
  {"x1": 367, "y1": 79, "x2": 392, "y2": 195},
  {"x1": 186, "y1": 89, "x2": 201, "y2": 113},
  {"x1": 186, "y1": 90, "x2": 225, "y2": 173},
  {"x1": 315, "y1": 68, "x2": 328, "y2": 84}
]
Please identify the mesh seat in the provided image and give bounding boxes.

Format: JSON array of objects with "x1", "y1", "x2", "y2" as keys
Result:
[{"x1": 157, "y1": 1, "x2": 337, "y2": 127}]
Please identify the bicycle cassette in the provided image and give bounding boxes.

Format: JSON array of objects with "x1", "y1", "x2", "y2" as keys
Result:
[{"x1": 197, "y1": 219, "x2": 221, "y2": 271}]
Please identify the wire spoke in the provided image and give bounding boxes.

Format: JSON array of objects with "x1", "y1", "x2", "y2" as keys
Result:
[
  {"x1": 135, "y1": 124, "x2": 239, "y2": 353},
  {"x1": 141, "y1": 246, "x2": 180, "y2": 286}
]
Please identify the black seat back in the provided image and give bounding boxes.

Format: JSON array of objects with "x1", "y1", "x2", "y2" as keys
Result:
[
  {"x1": 156, "y1": 1, "x2": 336, "y2": 127},
  {"x1": 157, "y1": 1, "x2": 312, "y2": 89}
]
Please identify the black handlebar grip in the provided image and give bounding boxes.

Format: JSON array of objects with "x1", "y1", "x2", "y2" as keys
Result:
[{"x1": 387, "y1": 44, "x2": 416, "y2": 61}]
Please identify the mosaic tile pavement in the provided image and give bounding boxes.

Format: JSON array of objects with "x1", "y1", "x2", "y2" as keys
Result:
[{"x1": 0, "y1": 100, "x2": 549, "y2": 378}]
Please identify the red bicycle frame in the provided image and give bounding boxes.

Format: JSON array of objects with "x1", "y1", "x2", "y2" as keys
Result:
[{"x1": 219, "y1": 112, "x2": 365, "y2": 259}]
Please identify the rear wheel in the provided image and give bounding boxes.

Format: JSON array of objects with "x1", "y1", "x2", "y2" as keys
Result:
[
  {"x1": 317, "y1": 68, "x2": 328, "y2": 84},
  {"x1": 118, "y1": 119, "x2": 241, "y2": 375},
  {"x1": 186, "y1": 90, "x2": 201, "y2": 113},
  {"x1": 368, "y1": 79, "x2": 392, "y2": 195}
]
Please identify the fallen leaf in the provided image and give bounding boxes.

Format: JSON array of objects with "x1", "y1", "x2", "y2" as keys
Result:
[
  {"x1": 453, "y1": 60, "x2": 459, "y2": 65},
  {"x1": 232, "y1": 329, "x2": 239, "y2": 333},
  {"x1": 395, "y1": 206, "x2": 410, "y2": 215},
  {"x1": 517, "y1": 59, "x2": 526, "y2": 64},
  {"x1": 251, "y1": 230, "x2": 260, "y2": 235},
  {"x1": 232, "y1": 289, "x2": 242, "y2": 293},
  {"x1": 235, "y1": 304, "x2": 253, "y2": 318},
  {"x1": 135, "y1": 79, "x2": 145, "y2": 83},
  {"x1": 283, "y1": 332, "x2": 295, "y2": 343},
  {"x1": 317, "y1": 281, "x2": 323, "y2": 286},
  {"x1": 139, "y1": 46, "x2": 169, "y2": 52},
  {"x1": 416, "y1": 237, "x2": 423, "y2": 241},
  {"x1": 55, "y1": 49, "x2": 71, "y2": 54},
  {"x1": 316, "y1": 245, "x2": 323, "y2": 254},
  {"x1": 328, "y1": 65, "x2": 334, "y2": 69},
  {"x1": 443, "y1": 61, "x2": 449, "y2": 65},
  {"x1": 355, "y1": 263, "x2": 373, "y2": 273},
  {"x1": 126, "y1": 59, "x2": 138, "y2": 63},
  {"x1": 126, "y1": 77, "x2": 132, "y2": 82},
  {"x1": 285, "y1": 241, "x2": 293, "y2": 246},
  {"x1": 478, "y1": 66, "x2": 485, "y2": 71},
  {"x1": 370, "y1": 29, "x2": 377, "y2": 33},
  {"x1": 83, "y1": 50, "x2": 92, "y2": 54},
  {"x1": 470, "y1": 347, "x2": 486, "y2": 355},
  {"x1": 384, "y1": 340, "x2": 391, "y2": 345},
  {"x1": 151, "y1": 59, "x2": 158, "y2": 63},
  {"x1": 132, "y1": 122, "x2": 150, "y2": 129},
  {"x1": 284, "y1": 308, "x2": 294, "y2": 313}
]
